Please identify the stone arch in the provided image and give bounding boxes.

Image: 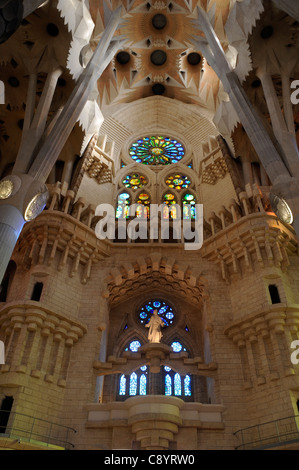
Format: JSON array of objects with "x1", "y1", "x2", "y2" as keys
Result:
[{"x1": 105, "y1": 253, "x2": 207, "y2": 308}]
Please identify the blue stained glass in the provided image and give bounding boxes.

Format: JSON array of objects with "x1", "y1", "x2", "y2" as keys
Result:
[
  {"x1": 140, "y1": 374, "x2": 147, "y2": 395},
  {"x1": 138, "y1": 300, "x2": 175, "y2": 326},
  {"x1": 166, "y1": 312, "x2": 174, "y2": 320},
  {"x1": 140, "y1": 365, "x2": 147, "y2": 371},
  {"x1": 164, "y1": 366, "x2": 171, "y2": 372},
  {"x1": 184, "y1": 375, "x2": 191, "y2": 396},
  {"x1": 129, "y1": 340, "x2": 141, "y2": 352},
  {"x1": 174, "y1": 373, "x2": 182, "y2": 396},
  {"x1": 165, "y1": 374, "x2": 172, "y2": 395},
  {"x1": 119, "y1": 374, "x2": 126, "y2": 395},
  {"x1": 171, "y1": 341, "x2": 182, "y2": 352},
  {"x1": 129, "y1": 372, "x2": 138, "y2": 395}
]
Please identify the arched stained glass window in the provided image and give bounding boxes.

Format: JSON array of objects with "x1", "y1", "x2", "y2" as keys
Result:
[
  {"x1": 174, "y1": 373, "x2": 182, "y2": 396},
  {"x1": 184, "y1": 375, "x2": 192, "y2": 396},
  {"x1": 140, "y1": 374, "x2": 147, "y2": 395},
  {"x1": 182, "y1": 193, "x2": 196, "y2": 220},
  {"x1": 119, "y1": 374, "x2": 126, "y2": 395},
  {"x1": 116, "y1": 192, "x2": 131, "y2": 219},
  {"x1": 163, "y1": 366, "x2": 192, "y2": 398},
  {"x1": 118, "y1": 366, "x2": 148, "y2": 399},
  {"x1": 129, "y1": 136, "x2": 185, "y2": 165},
  {"x1": 138, "y1": 299, "x2": 175, "y2": 327},
  {"x1": 136, "y1": 192, "x2": 150, "y2": 218},
  {"x1": 163, "y1": 193, "x2": 178, "y2": 219},
  {"x1": 165, "y1": 174, "x2": 191, "y2": 190},
  {"x1": 165, "y1": 374, "x2": 172, "y2": 396},
  {"x1": 129, "y1": 372, "x2": 138, "y2": 395},
  {"x1": 122, "y1": 173, "x2": 148, "y2": 190}
]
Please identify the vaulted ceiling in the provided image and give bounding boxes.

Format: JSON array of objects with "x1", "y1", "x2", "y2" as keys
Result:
[{"x1": 0, "y1": 0, "x2": 298, "y2": 176}]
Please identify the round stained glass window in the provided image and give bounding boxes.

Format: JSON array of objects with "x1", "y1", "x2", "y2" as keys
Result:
[
  {"x1": 122, "y1": 173, "x2": 148, "y2": 190},
  {"x1": 129, "y1": 136, "x2": 185, "y2": 165},
  {"x1": 125, "y1": 340, "x2": 141, "y2": 352},
  {"x1": 138, "y1": 300, "x2": 175, "y2": 327},
  {"x1": 165, "y1": 174, "x2": 191, "y2": 190}
]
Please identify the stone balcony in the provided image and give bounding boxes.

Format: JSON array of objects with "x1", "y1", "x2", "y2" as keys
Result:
[{"x1": 85, "y1": 395, "x2": 225, "y2": 450}]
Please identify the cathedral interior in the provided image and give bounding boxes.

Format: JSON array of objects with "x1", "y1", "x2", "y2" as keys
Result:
[{"x1": 0, "y1": 0, "x2": 299, "y2": 451}]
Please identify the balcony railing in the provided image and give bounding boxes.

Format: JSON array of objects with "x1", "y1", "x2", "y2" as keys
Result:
[
  {"x1": 0, "y1": 410, "x2": 76, "y2": 449},
  {"x1": 234, "y1": 415, "x2": 299, "y2": 450}
]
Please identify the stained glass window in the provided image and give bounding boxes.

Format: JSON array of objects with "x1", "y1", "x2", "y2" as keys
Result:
[
  {"x1": 126, "y1": 340, "x2": 141, "y2": 352},
  {"x1": 116, "y1": 192, "x2": 131, "y2": 219},
  {"x1": 136, "y1": 192, "x2": 150, "y2": 219},
  {"x1": 184, "y1": 375, "x2": 192, "y2": 396},
  {"x1": 171, "y1": 341, "x2": 185, "y2": 352},
  {"x1": 165, "y1": 374, "x2": 172, "y2": 395},
  {"x1": 122, "y1": 173, "x2": 147, "y2": 190},
  {"x1": 140, "y1": 374, "x2": 147, "y2": 395},
  {"x1": 162, "y1": 366, "x2": 192, "y2": 398},
  {"x1": 163, "y1": 193, "x2": 178, "y2": 219},
  {"x1": 129, "y1": 372, "x2": 138, "y2": 395},
  {"x1": 119, "y1": 374, "x2": 126, "y2": 395},
  {"x1": 174, "y1": 373, "x2": 182, "y2": 396},
  {"x1": 129, "y1": 136, "x2": 185, "y2": 165},
  {"x1": 182, "y1": 193, "x2": 196, "y2": 220},
  {"x1": 138, "y1": 300, "x2": 175, "y2": 327},
  {"x1": 165, "y1": 174, "x2": 191, "y2": 190}
]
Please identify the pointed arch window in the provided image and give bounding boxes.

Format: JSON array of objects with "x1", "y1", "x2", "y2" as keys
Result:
[
  {"x1": 136, "y1": 192, "x2": 151, "y2": 218},
  {"x1": 162, "y1": 193, "x2": 178, "y2": 219},
  {"x1": 182, "y1": 193, "x2": 196, "y2": 220},
  {"x1": 116, "y1": 192, "x2": 131, "y2": 219},
  {"x1": 163, "y1": 366, "x2": 192, "y2": 398}
]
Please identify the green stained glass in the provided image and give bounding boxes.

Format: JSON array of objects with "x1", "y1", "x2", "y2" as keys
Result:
[
  {"x1": 122, "y1": 173, "x2": 147, "y2": 190},
  {"x1": 129, "y1": 136, "x2": 185, "y2": 165},
  {"x1": 182, "y1": 193, "x2": 196, "y2": 220},
  {"x1": 165, "y1": 174, "x2": 191, "y2": 190}
]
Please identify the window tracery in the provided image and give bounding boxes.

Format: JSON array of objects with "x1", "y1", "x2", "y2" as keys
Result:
[{"x1": 129, "y1": 136, "x2": 185, "y2": 165}]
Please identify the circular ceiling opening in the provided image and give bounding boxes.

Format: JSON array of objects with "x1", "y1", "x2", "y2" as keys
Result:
[
  {"x1": 8, "y1": 76, "x2": 19, "y2": 87},
  {"x1": 251, "y1": 79, "x2": 261, "y2": 88},
  {"x1": 152, "y1": 14, "x2": 167, "y2": 30},
  {"x1": 46, "y1": 23, "x2": 59, "y2": 37},
  {"x1": 150, "y1": 50, "x2": 167, "y2": 66},
  {"x1": 260, "y1": 25, "x2": 274, "y2": 39},
  {"x1": 187, "y1": 52, "x2": 201, "y2": 65},
  {"x1": 152, "y1": 83, "x2": 165, "y2": 95},
  {"x1": 116, "y1": 51, "x2": 131, "y2": 65}
]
